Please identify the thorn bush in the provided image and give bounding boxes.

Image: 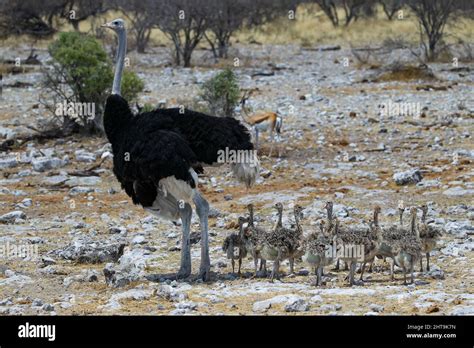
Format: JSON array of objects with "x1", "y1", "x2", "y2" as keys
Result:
[
  {"x1": 41, "y1": 32, "x2": 144, "y2": 134},
  {"x1": 200, "y1": 68, "x2": 240, "y2": 117}
]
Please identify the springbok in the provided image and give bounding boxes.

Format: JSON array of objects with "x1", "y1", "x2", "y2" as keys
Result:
[{"x1": 240, "y1": 89, "x2": 283, "y2": 157}]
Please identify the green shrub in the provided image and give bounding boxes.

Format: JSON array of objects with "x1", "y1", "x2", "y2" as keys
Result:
[
  {"x1": 200, "y1": 68, "x2": 240, "y2": 117},
  {"x1": 42, "y1": 32, "x2": 144, "y2": 134}
]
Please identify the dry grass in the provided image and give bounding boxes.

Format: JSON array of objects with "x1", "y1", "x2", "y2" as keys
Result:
[
  {"x1": 2, "y1": 4, "x2": 473, "y2": 53},
  {"x1": 375, "y1": 64, "x2": 437, "y2": 82}
]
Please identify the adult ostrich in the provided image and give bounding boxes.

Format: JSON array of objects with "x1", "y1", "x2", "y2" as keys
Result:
[{"x1": 101, "y1": 19, "x2": 259, "y2": 281}]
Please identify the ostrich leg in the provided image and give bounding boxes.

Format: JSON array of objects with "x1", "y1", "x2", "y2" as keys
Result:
[
  {"x1": 289, "y1": 257, "x2": 294, "y2": 275},
  {"x1": 194, "y1": 193, "x2": 210, "y2": 281},
  {"x1": 360, "y1": 262, "x2": 366, "y2": 281},
  {"x1": 316, "y1": 266, "x2": 323, "y2": 286},
  {"x1": 420, "y1": 257, "x2": 423, "y2": 272},
  {"x1": 426, "y1": 252, "x2": 430, "y2": 271},
  {"x1": 349, "y1": 261, "x2": 356, "y2": 286},
  {"x1": 251, "y1": 257, "x2": 258, "y2": 278},
  {"x1": 390, "y1": 260, "x2": 395, "y2": 281},
  {"x1": 255, "y1": 129, "x2": 259, "y2": 151},
  {"x1": 271, "y1": 259, "x2": 280, "y2": 282},
  {"x1": 177, "y1": 202, "x2": 192, "y2": 279}
]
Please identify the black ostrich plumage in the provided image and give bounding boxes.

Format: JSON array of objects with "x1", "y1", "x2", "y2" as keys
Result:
[{"x1": 103, "y1": 94, "x2": 254, "y2": 207}]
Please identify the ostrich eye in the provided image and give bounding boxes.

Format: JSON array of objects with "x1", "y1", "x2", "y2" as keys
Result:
[{"x1": 113, "y1": 21, "x2": 118, "y2": 25}]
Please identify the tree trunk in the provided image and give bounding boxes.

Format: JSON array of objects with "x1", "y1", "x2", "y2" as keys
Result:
[{"x1": 217, "y1": 40, "x2": 228, "y2": 59}]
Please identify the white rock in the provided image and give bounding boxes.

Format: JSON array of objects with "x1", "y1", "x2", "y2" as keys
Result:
[
  {"x1": 369, "y1": 303, "x2": 384, "y2": 312},
  {"x1": 0, "y1": 158, "x2": 18, "y2": 169},
  {"x1": 0, "y1": 211, "x2": 26, "y2": 223},
  {"x1": 444, "y1": 220, "x2": 473, "y2": 237},
  {"x1": 449, "y1": 306, "x2": 474, "y2": 315},
  {"x1": 284, "y1": 298, "x2": 309, "y2": 312},
  {"x1": 309, "y1": 295, "x2": 323, "y2": 303},
  {"x1": 132, "y1": 235, "x2": 146, "y2": 245},
  {"x1": 69, "y1": 186, "x2": 94, "y2": 195},
  {"x1": 65, "y1": 176, "x2": 101, "y2": 187},
  {"x1": 443, "y1": 187, "x2": 474, "y2": 196},
  {"x1": 393, "y1": 169, "x2": 422, "y2": 185},
  {"x1": 252, "y1": 300, "x2": 271, "y2": 313},
  {"x1": 75, "y1": 150, "x2": 96, "y2": 163},
  {"x1": 32, "y1": 157, "x2": 66, "y2": 172}
]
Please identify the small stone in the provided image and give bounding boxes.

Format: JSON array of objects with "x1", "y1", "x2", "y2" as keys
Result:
[
  {"x1": 0, "y1": 158, "x2": 19, "y2": 170},
  {"x1": 450, "y1": 306, "x2": 474, "y2": 315},
  {"x1": 132, "y1": 235, "x2": 146, "y2": 245},
  {"x1": 32, "y1": 157, "x2": 66, "y2": 172},
  {"x1": 42, "y1": 303, "x2": 54, "y2": 312},
  {"x1": 75, "y1": 150, "x2": 96, "y2": 163},
  {"x1": 252, "y1": 300, "x2": 271, "y2": 313},
  {"x1": 109, "y1": 226, "x2": 127, "y2": 235},
  {"x1": 32, "y1": 298, "x2": 43, "y2": 307},
  {"x1": 41, "y1": 256, "x2": 56, "y2": 267},
  {"x1": 0, "y1": 297, "x2": 13, "y2": 306},
  {"x1": 393, "y1": 169, "x2": 423, "y2": 185},
  {"x1": 175, "y1": 301, "x2": 197, "y2": 311},
  {"x1": 0, "y1": 211, "x2": 26, "y2": 223},
  {"x1": 309, "y1": 295, "x2": 323, "y2": 303},
  {"x1": 208, "y1": 207, "x2": 221, "y2": 218},
  {"x1": 443, "y1": 187, "x2": 474, "y2": 197},
  {"x1": 284, "y1": 299, "x2": 309, "y2": 312},
  {"x1": 369, "y1": 303, "x2": 384, "y2": 312}
]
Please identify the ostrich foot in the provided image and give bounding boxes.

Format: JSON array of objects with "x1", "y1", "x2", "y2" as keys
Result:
[
  {"x1": 199, "y1": 263, "x2": 211, "y2": 282},
  {"x1": 176, "y1": 267, "x2": 191, "y2": 280}
]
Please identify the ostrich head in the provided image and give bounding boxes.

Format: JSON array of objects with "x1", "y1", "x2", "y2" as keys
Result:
[
  {"x1": 419, "y1": 204, "x2": 428, "y2": 222},
  {"x1": 374, "y1": 205, "x2": 381, "y2": 215},
  {"x1": 101, "y1": 18, "x2": 127, "y2": 96},
  {"x1": 238, "y1": 216, "x2": 248, "y2": 227},
  {"x1": 274, "y1": 202, "x2": 283, "y2": 212},
  {"x1": 294, "y1": 204, "x2": 304, "y2": 219},
  {"x1": 102, "y1": 18, "x2": 125, "y2": 32}
]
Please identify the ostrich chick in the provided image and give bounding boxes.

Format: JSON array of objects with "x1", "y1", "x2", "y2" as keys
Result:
[
  {"x1": 303, "y1": 219, "x2": 334, "y2": 286},
  {"x1": 222, "y1": 216, "x2": 248, "y2": 275},
  {"x1": 243, "y1": 204, "x2": 268, "y2": 277},
  {"x1": 418, "y1": 204, "x2": 443, "y2": 272},
  {"x1": 392, "y1": 207, "x2": 422, "y2": 285}
]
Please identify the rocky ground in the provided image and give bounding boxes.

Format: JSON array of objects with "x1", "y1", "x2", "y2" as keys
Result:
[{"x1": 0, "y1": 43, "x2": 473, "y2": 315}]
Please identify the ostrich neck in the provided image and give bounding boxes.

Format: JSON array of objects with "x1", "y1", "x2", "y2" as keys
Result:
[
  {"x1": 112, "y1": 29, "x2": 127, "y2": 95},
  {"x1": 421, "y1": 210, "x2": 427, "y2": 223},
  {"x1": 410, "y1": 213, "x2": 417, "y2": 236},
  {"x1": 239, "y1": 222, "x2": 245, "y2": 238},
  {"x1": 248, "y1": 208, "x2": 254, "y2": 227},
  {"x1": 373, "y1": 211, "x2": 379, "y2": 227},
  {"x1": 326, "y1": 207, "x2": 333, "y2": 230},
  {"x1": 294, "y1": 212, "x2": 301, "y2": 234},
  {"x1": 276, "y1": 209, "x2": 282, "y2": 228}
]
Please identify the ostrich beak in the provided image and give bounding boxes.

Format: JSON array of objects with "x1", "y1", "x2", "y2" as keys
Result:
[{"x1": 101, "y1": 21, "x2": 113, "y2": 28}]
